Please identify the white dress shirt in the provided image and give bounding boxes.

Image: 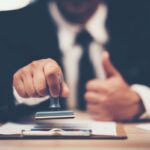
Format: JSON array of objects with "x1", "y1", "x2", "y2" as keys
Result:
[{"x1": 14, "y1": 2, "x2": 150, "y2": 118}]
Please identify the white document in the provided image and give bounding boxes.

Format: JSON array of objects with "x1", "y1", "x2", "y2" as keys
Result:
[
  {"x1": 0, "y1": 121, "x2": 117, "y2": 136},
  {"x1": 71, "y1": 119, "x2": 117, "y2": 136},
  {"x1": 136, "y1": 124, "x2": 150, "y2": 131},
  {"x1": 49, "y1": 119, "x2": 117, "y2": 136},
  {"x1": 0, "y1": 122, "x2": 34, "y2": 135},
  {"x1": 91, "y1": 121, "x2": 116, "y2": 136}
]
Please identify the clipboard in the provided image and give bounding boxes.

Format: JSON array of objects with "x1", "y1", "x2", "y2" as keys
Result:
[{"x1": 0, "y1": 124, "x2": 127, "y2": 139}]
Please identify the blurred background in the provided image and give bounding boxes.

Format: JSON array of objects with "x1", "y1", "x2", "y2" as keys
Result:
[{"x1": 0, "y1": 0, "x2": 150, "y2": 120}]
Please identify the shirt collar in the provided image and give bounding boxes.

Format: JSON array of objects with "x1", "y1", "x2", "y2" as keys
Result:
[{"x1": 49, "y1": 2, "x2": 108, "y2": 44}]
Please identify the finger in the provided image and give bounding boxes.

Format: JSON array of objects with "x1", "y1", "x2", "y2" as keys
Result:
[
  {"x1": 44, "y1": 63, "x2": 61, "y2": 97},
  {"x1": 86, "y1": 79, "x2": 108, "y2": 93},
  {"x1": 102, "y1": 51, "x2": 120, "y2": 78},
  {"x1": 33, "y1": 67, "x2": 48, "y2": 97},
  {"x1": 85, "y1": 91, "x2": 107, "y2": 104},
  {"x1": 22, "y1": 70, "x2": 37, "y2": 97},
  {"x1": 87, "y1": 104, "x2": 100, "y2": 113},
  {"x1": 61, "y1": 82, "x2": 70, "y2": 97},
  {"x1": 13, "y1": 73, "x2": 28, "y2": 98},
  {"x1": 84, "y1": 92, "x2": 100, "y2": 104}
]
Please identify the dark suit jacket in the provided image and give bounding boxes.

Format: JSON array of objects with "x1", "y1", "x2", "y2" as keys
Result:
[{"x1": 0, "y1": 0, "x2": 150, "y2": 121}]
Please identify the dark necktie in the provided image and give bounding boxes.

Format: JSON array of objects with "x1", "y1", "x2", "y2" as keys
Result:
[{"x1": 76, "y1": 30, "x2": 96, "y2": 110}]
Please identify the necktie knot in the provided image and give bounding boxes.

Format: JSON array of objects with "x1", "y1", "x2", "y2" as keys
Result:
[{"x1": 75, "y1": 30, "x2": 93, "y2": 49}]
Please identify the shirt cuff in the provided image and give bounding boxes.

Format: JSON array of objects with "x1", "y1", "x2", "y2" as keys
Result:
[
  {"x1": 131, "y1": 84, "x2": 150, "y2": 119},
  {"x1": 13, "y1": 87, "x2": 50, "y2": 106}
]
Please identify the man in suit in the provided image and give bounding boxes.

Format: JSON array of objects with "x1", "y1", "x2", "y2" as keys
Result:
[{"x1": 0, "y1": 0, "x2": 150, "y2": 121}]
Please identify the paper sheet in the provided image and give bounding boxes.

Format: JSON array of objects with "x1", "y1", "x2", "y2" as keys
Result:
[
  {"x1": 0, "y1": 122, "x2": 34, "y2": 135},
  {"x1": 58, "y1": 119, "x2": 117, "y2": 136},
  {"x1": 0, "y1": 121, "x2": 117, "y2": 136},
  {"x1": 91, "y1": 121, "x2": 116, "y2": 136},
  {"x1": 136, "y1": 124, "x2": 150, "y2": 131}
]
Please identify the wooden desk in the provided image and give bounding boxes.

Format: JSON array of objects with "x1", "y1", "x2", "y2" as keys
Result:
[{"x1": 0, "y1": 112, "x2": 150, "y2": 150}]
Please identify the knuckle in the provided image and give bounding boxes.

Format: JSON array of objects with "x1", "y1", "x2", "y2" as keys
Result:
[
  {"x1": 47, "y1": 58, "x2": 58, "y2": 65},
  {"x1": 19, "y1": 92, "x2": 27, "y2": 98},
  {"x1": 30, "y1": 61, "x2": 38, "y2": 68},
  {"x1": 20, "y1": 70, "x2": 26, "y2": 77},
  {"x1": 21, "y1": 67, "x2": 29, "y2": 74},
  {"x1": 50, "y1": 66, "x2": 58, "y2": 74},
  {"x1": 44, "y1": 63, "x2": 62, "y2": 79},
  {"x1": 13, "y1": 68, "x2": 23, "y2": 79},
  {"x1": 31, "y1": 61, "x2": 37, "y2": 65},
  {"x1": 37, "y1": 86, "x2": 46, "y2": 96},
  {"x1": 21, "y1": 66, "x2": 33, "y2": 77},
  {"x1": 46, "y1": 67, "x2": 58, "y2": 78},
  {"x1": 24, "y1": 85, "x2": 36, "y2": 97},
  {"x1": 16, "y1": 89, "x2": 27, "y2": 98},
  {"x1": 13, "y1": 72, "x2": 19, "y2": 81},
  {"x1": 27, "y1": 90, "x2": 36, "y2": 97}
]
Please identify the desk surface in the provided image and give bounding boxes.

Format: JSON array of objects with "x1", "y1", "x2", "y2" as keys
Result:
[{"x1": 0, "y1": 112, "x2": 150, "y2": 150}]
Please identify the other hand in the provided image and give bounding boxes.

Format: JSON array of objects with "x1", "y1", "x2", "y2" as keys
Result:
[{"x1": 85, "y1": 51, "x2": 145, "y2": 121}]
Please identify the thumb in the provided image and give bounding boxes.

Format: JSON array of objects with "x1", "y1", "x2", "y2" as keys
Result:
[{"x1": 102, "y1": 51, "x2": 120, "y2": 78}]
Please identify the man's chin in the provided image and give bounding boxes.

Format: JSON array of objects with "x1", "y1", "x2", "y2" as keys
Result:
[
  {"x1": 59, "y1": 2, "x2": 91, "y2": 15},
  {"x1": 56, "y1": 0, "x2": 101, "y2": 24}
]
